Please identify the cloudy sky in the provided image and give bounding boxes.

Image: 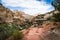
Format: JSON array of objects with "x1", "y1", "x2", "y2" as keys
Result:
[{"x1": 2, "y1": 0, "x2": 54, "y2": 15}]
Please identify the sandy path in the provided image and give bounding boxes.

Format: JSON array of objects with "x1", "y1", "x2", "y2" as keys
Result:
[{"x1": 22, "y1": 27, "x2": 52, "y2": 40}]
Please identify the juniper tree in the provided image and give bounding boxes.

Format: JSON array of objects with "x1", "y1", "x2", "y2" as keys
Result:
[
  {"x1": 0, "y1": 0, "x2": 2, "y2": 5},
  {"x1": 52, "y1": 0, "x2": 60, "y2": 11}
]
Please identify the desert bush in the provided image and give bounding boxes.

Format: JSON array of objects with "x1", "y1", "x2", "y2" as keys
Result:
[
  {"x1": 12, "y1": 30, "x2": 23, "y2": 40},
  {"x1": 0, "y1": 23, "x2": 20, "y2": 40}
]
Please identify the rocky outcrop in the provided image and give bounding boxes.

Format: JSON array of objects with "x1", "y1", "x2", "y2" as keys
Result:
[
  {"x1": 31, "y1": 10, "x2": 60, "y2": 26},
  {"x1": 13, "y1": 10, "x2": 34, "y2": 21},
  {"x1": 0, "y1": 5, "x2": 13, "y2": 23},
  {"x1": 0, "y1": 5, "x2": 34, "y2": 25}
]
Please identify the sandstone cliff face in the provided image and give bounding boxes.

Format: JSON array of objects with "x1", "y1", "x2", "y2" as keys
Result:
[
  {"x1": 31, "y1": 10, "x2": 60, "y2": 26},
  {"x1": 32, "y1": 10, "x2": 59, "y2": 21},
  {"x1": 13, "y1": 10, "x2": 26, "y2": 25},
  {"x1": 13, "y1": 10, "x2": 34, "y2": 25},
  {"x1": 0, "y1": 5, "x2": 13, "y2": 23},
  {"x1": 0, "y1": 5, "x2": 33, "y2": 25},
  {"x1": 13, "y1": 10, "x2": 34, "y2": 21}
]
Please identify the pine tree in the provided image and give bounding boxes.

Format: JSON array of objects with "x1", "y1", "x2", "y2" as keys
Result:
[
  {"x1": 0, "y1": 0, "x2": 2, "y2": 5},
  {"x1": 52, "y1": 0, "x2": 60, "y2": 11}
]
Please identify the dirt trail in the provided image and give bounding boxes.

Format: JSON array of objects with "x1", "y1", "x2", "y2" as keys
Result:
[
  {"x1": 22, "y1": 23, "x2": 60, "y2": 40},
  {"x1": 22, "y1": 27, "x2": 50, "y2": 40}
]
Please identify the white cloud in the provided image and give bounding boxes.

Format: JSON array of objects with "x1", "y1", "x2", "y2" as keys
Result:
[{"x1": 2, "y1": 0, "x2": 54, "y2": 15}]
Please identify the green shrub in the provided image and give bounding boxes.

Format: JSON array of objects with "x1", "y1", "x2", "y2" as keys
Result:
[
  {"x1": 12, "y1": 30, "x2": 23, "y2": 40},
  {"x1": 0, "y1": 23, "x2": 20, "y2": 40},
  {"x1": 52, "y1": 0, "x2": 60, "y2": 11}
]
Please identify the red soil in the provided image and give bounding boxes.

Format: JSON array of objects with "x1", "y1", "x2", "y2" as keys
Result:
[{"x1": 22, "y1": 22, "x2": 60, "y2": 40}]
